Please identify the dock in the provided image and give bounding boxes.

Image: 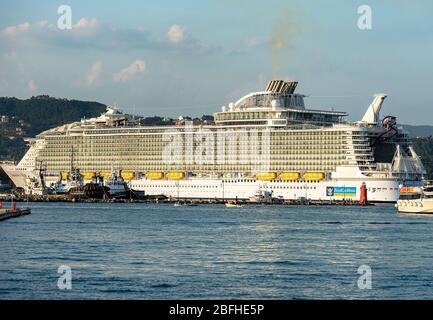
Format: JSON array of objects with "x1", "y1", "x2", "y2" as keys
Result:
[
  {"x1": 0, "y1": 194, "x2": 373, "y2": 206},
  {"x1": 0, "y1": 207, "x2": 31, "y2": 222}
]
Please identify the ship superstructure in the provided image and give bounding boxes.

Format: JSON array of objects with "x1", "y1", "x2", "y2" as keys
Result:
[{"x1": 0, "y1": 80, "x2": 425, "y2": 202}]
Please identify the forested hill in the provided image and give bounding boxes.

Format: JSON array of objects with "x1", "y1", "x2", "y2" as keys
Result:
[
  {"x1": 402, "y1": 125, "x2": 433, "y2": 138},
  {"x1": 412, "y1": 137, "x2": 433, "y2": 180},
  {"x1": 0, "y1": 95, "x2": 106, "y2": 136}
]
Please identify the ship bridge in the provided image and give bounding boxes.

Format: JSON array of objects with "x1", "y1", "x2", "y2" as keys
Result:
[{"x1": 214, "y1": 80, "x2": 347, "y2": 127}]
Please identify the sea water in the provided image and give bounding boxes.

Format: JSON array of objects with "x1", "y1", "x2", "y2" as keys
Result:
[{"x1": 1, "y1": 202, "x2": 433, "y2": 299}]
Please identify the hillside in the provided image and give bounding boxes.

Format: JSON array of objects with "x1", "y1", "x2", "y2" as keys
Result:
[
  {"x1": 0, "y1": 95, "x2": 107, "y2": 136},
  {"x1": 412, "y1": 137, "x2": 433, "y2": 179},
  {"x1": 0, "y1": 96, "x2": 106, "y2": 161},
  {"x1": 402, "y1": 125, "x2": 433, "y2": 138}
]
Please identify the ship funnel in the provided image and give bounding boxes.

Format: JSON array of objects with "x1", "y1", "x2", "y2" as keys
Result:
[
  {"x1": 361, "y1": 93, "x2": 387, "y2": 124},
  {"x1": 265, "y1": 80, "x2": 298, "y2": 94}
]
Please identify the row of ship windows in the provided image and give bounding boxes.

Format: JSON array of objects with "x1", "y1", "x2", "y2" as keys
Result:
[
  {"x1": 46, "y1": 131, "x2": 355, "y2": 141},
  {"x1": 59, "y1": 153, "x2": 351, "y2": 158},
  {"x1": 41, "y1": 152, "x2": 347, "y2": 157},
  {"x1": 41, "y1": 163, "x2": 345, "y2": 169},
  {"x1": 43, "y1": 142, "x2": 349, "y2": 148},
  {"x1": 132, "y1": 185, "x2": 400, "y2": 192},
  {"x1": 40, "y1": 145, "x2": 364, "y2": 153},
  {"x1": 134, "y1": 185, "x2": 321, "y2": 190},
  {"x1": 41, "y1": 151, "x2": 348, "y2": 157},
  {"x1": 46, "y1": 140, "x2": 351, "y2": 146}
]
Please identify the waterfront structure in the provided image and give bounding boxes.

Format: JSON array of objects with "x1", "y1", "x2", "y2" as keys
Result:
[
  {"x1": 396, "y1": 181, "x2": 433, "y2": 213},
  {"x1": 0, "y1": 80, "x2": 425, "y2": 202}
]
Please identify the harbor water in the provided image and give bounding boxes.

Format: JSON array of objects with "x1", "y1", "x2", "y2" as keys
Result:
[{"x1": 1, "y1": 202, "x2": 433, "y2": 299}]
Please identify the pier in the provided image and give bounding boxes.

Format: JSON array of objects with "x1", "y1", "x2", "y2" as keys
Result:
[
  {"x1": 0, "y1": 206, "x2": 31, "y2": 222},
  {"x1": 0, "y1": 194, "x2": 373, "y2": 206}
]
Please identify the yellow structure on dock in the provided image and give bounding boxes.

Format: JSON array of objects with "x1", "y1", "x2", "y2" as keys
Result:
[
  {"x1": 167, "y1": 172, "x2": 185, "y2": 180},
  {"x1": 256, "y1": 172, "x2": 277, "y2": 181},
  {"x1": 303, "y1": 172, "x2": 325, "y2": 181},
  {"x1": 145, "y1": 172, "x2": 165, "y2": 180},
  {"x1": 120, "y1": 171, "x2": 135, "y2": 180},
  {"x1": 280, "y1": 172, "x2": 301, "y2": 181},
  {"x1": 83, "y1": 172, "x2": 97, "y2": 180},
  {"x1": 99, "y1": 171, "x2": 111, "y2": 180}
]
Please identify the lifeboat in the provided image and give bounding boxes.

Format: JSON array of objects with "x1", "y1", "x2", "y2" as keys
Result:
[
  {"x1": 280, "y1": 172, "x2": 300, "y2": 181},
  {"x1": 120, "y1": 171, "x2": 135, "y2": 180},
  {"x1": 256, "y1": 172, "x2": 277, "y2": 181},
  {"x1": 167, "y1": 172, "x2": 185, "y2": 180},
  {"x1": 99, "y1": 171, "x2": 111, "y2": 180},
  {"x1": 303, "y1": 172, "x2": 325, "y2": 181},
  {"x1": 82, "y1": 172, "x2": 96, "y2": 180},
  {"x1": 145, "y1": 172, "x2": 164, "y2": 180},
  {"x1": 60, "y1": 171, "x2": 69, "y2": 180}
]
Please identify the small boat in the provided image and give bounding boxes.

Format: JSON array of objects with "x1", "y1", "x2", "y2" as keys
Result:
[
  {"x1": 225, "y1": 202, "x2": 244, "y2": 208},
  {"x1": 103, "y1": 171, "x2": 129, "y2": 197},
  {"x1": 174, "y1": 202, "x2": 198, "y2": 207},
  {"x1": 52, "y1": 169, "x2": 84, "y2": 195},
  {"x1": 396, "y1": 181, "x2": 433, "y2": 214}
]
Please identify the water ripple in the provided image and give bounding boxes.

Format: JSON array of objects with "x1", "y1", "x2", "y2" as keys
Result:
[{"x1": 1, "y1": 202, "x2": 433, "y2": 299}]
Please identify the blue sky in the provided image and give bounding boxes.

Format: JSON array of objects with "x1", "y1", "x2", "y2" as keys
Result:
[{"x1": 0, "y1": 0, "x2": 432, "y2": 124}]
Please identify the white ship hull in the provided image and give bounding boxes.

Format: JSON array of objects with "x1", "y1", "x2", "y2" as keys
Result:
[
  {"x1": 396, "y1": 199, "x2": 433, "y2": 213},
  {"x1": 129, "y1": 177, "x2": 401, "y2": 203},
  {"x1": 0, "y1": 163, "x2": 410, "y2": 202},
  {"x1": 0, "y1": 163, "x2": 34, "y2": 189}
]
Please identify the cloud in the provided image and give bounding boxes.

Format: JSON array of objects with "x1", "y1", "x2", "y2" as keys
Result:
[
  {"x1": 38, "y1": 20, "x2": 49, "y2": 28},
  {"x1": 244, "y1": 36, "x2": 271, "y2": 48},
  {"x1": 1, "y1": 22, "x2": 31, "y2": 37},
  {"x1": 84, "y1": 61, "x2": 102, "y2": 86},
  {"x1": 167, "y1": 24, "x2": 185, "y2": 44},
  {"x1": 27, "y1": 79, "x2": 37, "y2": 93},
  {"x1": 74, "y1": 18, "x2": 98, "y2": 29},
  {"x1": 0, "y1": 19, "x2": 222, "y2": 55},
  {"x1": 113, "y1": 60, "x2": 145, "y2": 83},
  {"x1": 0, "y1": 18, "x2": 100, "y2": 41}
]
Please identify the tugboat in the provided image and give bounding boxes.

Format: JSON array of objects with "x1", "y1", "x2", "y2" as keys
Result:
[
  {"x1": 396, "y1": 181, "x2": 433, "y2": 214},
  {"x1": 103, "y1": 171, "x2": 129, "y2": 197},
  {"x1": 249, "y1": 189, "x2": 273, "y2": 204},
  {"x1": 52, "y1": 169, "x2": 84, "y2": 195},
  {"x1": 23, "y1": 161, "x2": 52, "y2": 196}
]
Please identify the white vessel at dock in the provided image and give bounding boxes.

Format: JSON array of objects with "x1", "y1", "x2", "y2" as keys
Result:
[
  {"x1": 0, "y1": 80, "x2": 425, "y2": 202},
  {"x1": 396, "y1": 182, "x2": 433, "y2": 213},
  {"x1": 103, "y1": 171, "x2": 129, "y2": 197}
]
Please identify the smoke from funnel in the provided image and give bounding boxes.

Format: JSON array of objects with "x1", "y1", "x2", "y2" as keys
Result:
[
  {"x1": 214, "y1": 0, "x2": 303, "y2": 76},
  {"x1": 270, "y1": 8, "x2": 301, "y2": 77}
]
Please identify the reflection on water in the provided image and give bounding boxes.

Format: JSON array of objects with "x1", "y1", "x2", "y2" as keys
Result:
[{"x1": 1, "y1": 202, "x2": 433, "y2": 299}]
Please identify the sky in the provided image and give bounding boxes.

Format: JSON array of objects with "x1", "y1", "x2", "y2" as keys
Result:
[{"x1": 0, "y1": 0, "x2": 432, "y2": 124}]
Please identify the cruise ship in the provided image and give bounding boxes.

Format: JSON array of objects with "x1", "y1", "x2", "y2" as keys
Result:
[{"x1": 0, "y1": 80, "x2": 426, "y2": 202}]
